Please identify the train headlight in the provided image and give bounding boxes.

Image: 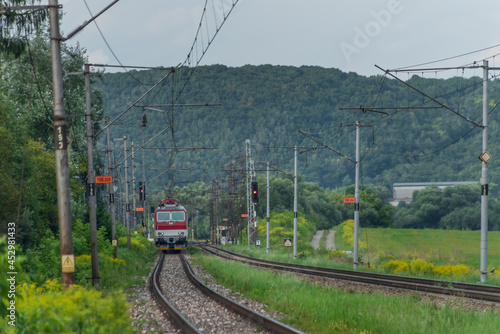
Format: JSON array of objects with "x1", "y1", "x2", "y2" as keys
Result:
[
  {"x1": 178, "y1": 231, "x2": 185, "y2": 235},
  {"x1": 158, "y1": 232, "x2": 163, "y2": 236}
]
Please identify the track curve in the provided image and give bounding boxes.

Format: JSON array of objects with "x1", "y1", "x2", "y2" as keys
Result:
[
  {"x1": 198, "y1": 244, "x2": 500, "y2": 303},
  {"x1": 150, "y1": 251, "x2": 305, "y2": 333}
]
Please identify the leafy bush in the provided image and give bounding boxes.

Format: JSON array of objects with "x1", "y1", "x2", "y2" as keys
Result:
[
  {"x1": 118, "y1": 236, "x2": 143, "y2": 251},
  {"x1": 257, "y1": 210, "x2": 316, "y2": 253},
  {"x1": 337, "y1": 220, "x2": 367, "y2": 251},
  {"x1": 381, "y1": 258, "x2": 472, "y2": 278},
  {"x1": 22, "y1": 231, "x2": 60, "y2": 284},
  {"x1": 327, "y1": 250, "x2": 353, "y2": 264},
  {"x1": 1, "y1": 280, "x2": 131, "y2": 334},
  {"x1": 74, "y1": 254, "x2": 127, "y2": 287}
]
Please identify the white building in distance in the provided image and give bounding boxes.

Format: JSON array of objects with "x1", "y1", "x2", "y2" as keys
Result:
[{"x1": 389, "y1": 181, "x2": 477, "y2": 206}]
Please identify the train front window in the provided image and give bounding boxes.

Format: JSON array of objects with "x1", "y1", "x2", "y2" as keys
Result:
[
  {"x1": 171, "y1": 211, "x2": 185, "y2": 221},
  {"x1": 156, "y1": 212, "x2": 170, "y2": 222}
]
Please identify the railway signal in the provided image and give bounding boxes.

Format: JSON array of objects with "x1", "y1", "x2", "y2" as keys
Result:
[
  {"x1": 251, "y1": 181, "x2": 259, "y2": 203},
  {"x1": 139, "y1": 182, "x2": 145, "y2": 201}
]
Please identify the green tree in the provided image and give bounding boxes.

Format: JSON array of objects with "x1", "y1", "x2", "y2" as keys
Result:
[{"x1": 1, "y1": 0, "x2": 48, "y2": 57}]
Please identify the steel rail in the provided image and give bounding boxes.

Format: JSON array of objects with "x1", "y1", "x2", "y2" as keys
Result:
[
  {"x1": 199, "y1": 245, "x2": 500, "y2": 303},
  {"x1": 179, "y1": 252, "x2": 305, "y2": 334},
  {"x1": 149, "y1": 253, "x2": 202, "y2": 334}
]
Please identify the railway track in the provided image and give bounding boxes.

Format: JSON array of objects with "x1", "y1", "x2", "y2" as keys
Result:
[
  {"x1": 198, "y1": 244, "x2": 500, "y2": 303},
  {"x1": 149, "y1": 251, "x2": 305, "y2": 333}
]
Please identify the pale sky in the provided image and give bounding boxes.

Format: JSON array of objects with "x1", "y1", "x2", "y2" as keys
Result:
[{"x1": 59, "y1": 0, "x2": 500, "y2": 77}]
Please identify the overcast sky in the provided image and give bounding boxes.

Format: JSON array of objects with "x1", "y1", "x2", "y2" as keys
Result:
[{"x1": 60, "y1": 0, "x2": 500, "y2": 77}]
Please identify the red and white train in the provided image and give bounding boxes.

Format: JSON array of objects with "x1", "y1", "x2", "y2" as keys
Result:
[{"x1": 153, "y1": 199, "x2": 188, "y2": 251}]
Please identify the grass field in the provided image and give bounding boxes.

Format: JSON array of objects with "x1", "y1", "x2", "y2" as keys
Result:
[
  {"x1": 346, "y1": 228, "x2": 500, "y2": 268},
  {"x1": 239, "y1": 227, "x2": 500, "y2": 282},
  {"x1": 192, "y1": 249, "x2": 500, "y2": 334}
]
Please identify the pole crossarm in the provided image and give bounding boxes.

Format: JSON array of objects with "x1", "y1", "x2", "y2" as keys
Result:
[
  {"x1": 137, "y1": 104, "x2": 221, "y2": 108},
  {"x1": 388, "y1": 66, "x2": 500, "y2": 72},
  {"x1": 89, "y1": 64, "x2": 172, "y2": 69},
  {"x1": 375, "y1": 65, "x2": 483, "y2": 128},
  {"x1": 62, "y1": 0, "x2": 120, "y2": 41},
  {"x1": 2, "y1": 5, "x2": 58, "y2": 10},
  {"x1": 295, "y1": 129, "x2": 355, "y2": 163},
  {"x1": 339, "y1": 107, "x2": 389, "y2": 115},
  {"x1": 142, "y1": 147, "x2": 217, "y2": 150}
]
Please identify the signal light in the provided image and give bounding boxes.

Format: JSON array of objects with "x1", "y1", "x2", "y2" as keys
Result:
[
  {"x1": 139, "y1": 182, "x2": 145, "y2": 201},
  {"x1": 251, "y1": 181, "x2": 258, "y2": 203}
]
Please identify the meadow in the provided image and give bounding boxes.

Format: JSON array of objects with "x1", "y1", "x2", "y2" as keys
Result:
[
  {"x1": 334, "y1": 228, "x2": 500, "y2": 268},
  {"x1": 225, "y1": 225, "x2": 500, "y2": 284},
  {"x1": 191, "y1": 248, "x2": 500, "y2": 334}
]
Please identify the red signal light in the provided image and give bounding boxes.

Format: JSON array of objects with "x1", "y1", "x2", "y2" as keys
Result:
[{"x1": 251, "y1": 182, "x2": 258, "y2": 203}]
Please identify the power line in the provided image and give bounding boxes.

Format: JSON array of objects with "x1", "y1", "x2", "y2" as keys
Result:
[
  {"x1": 376, "y1": 65, "x2": 483, "y2": 128},
  {"x1": 81, "y1": 0, "x2": 153, "y2": 86},
  {"x1": 393, "y1": 43, "x2": 500, "y2": 71}
]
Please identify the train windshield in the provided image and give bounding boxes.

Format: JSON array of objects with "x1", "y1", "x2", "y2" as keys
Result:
[
  {"x1": 156, "y1": 212, "x2": 170, "y2": 222},
  {"x1": 171, "y1": 211, "x2": 185, "y2": 221},
  {"x1": 156, "y1": 211, "x2": 185, "y2": 222}
]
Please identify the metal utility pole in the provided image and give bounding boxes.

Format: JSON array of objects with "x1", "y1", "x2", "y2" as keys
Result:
[
  {"x1": 377, "y1": 63, "x2": 498, "y2": 282},
  {"x1": 84, "y1": 64, "x2": 99, "y2": 286},
  {"x1": 353, "y1": 121, "x2": 360, "y2": 270},
  {"x1": 123, "y1": 136, "x2": 131, "y2": 250},
  {"x1": 105, "y1": 117, "x2": 117, "y2": 258},
  {"x1": 113, "y1": 138, "x2": 124, "y2": 227},
  {"x1": 266, "y1": 162, "x2": 270, "y2": 253},
  {"x1": 480, "y1": 60, "x2": 489, "y2": 283},
  {"x1": 293, "y1": 146, "x2": 298, "y2": 258},
  {"x1": 141, "y1": 114, "x2": 147, "y2": 236},
  {"x1": 245, "y1": 140, "x2": 256, "y2": 247},
  {"x1": 296, "y1": 127, "x2": 364, "y2": 268},
  {"x1": 49, "y1": 0, "x2": 74, "y2": 286},
  {"x1": 131, "y1": 142, "x2": 137, "y2": 231}
]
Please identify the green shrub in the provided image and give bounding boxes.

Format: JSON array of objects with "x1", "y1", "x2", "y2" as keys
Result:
[{"x1": 1, "y1": 280, "x2": 132, "y2": 334}]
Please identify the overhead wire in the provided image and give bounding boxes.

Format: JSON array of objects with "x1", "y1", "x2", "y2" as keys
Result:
[
  {"x1": 104, "y1": 0, "x2": 241, "y2": 186},
  {"x1": 82, "y1": 0, "x2": 157, "y2": 86},
  {"x1": 297, "y1": 49, "x2": 500, "y2": 184},
  {"x1": 394, "y1": 43, "x2": 500, "y2": 71}
]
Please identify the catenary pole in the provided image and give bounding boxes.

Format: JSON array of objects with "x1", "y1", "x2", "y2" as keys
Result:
[
  {"x1": 123, "y1": 136, "x2": 131, "y2": 250},
  {"x1": 84, "y1": 64, "x2": 99, "y2": 286},
  {"x1": 141, "y1": 115, "x2": 147, "y2": 236},
  {"x1": 378, "y1": 63, "x2": 499, "y2": 282},
  {"x1": 105, "y1": 117, "x2": 117, "y2": 258},
  {"x1": 294, "y1": 146, "x2": 298, "y2": 259},
  {"x1": 49, "y1": 0, "x2": 74, "y2": 286},
  {"x1": 267, "y1": 162, "x2": 270, "y2": 254},
  {"x1": 480, "y1": 60, "x2": 489, "y2": 283},
  {"x1": 132, "y1": 142, "x2": 137, "y2": 231},
  {"x1": 353, "y1": 121, "x2": 360, "y2": 270}
]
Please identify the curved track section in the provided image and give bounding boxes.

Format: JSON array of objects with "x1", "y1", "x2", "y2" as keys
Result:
[
  {"x1": 150, "y1": 251, "x2": 305, "y2": 334},
  {"x1": 199, "y1": 245, "x2": 500, "y2": 303},
  {"x1": 149, "y1": 252, "x2": 201, "y2": 333}
]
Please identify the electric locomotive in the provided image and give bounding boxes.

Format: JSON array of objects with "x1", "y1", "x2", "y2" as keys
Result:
[{"x1": 153, "y1": 199, "x2": 188, "y2": 251}]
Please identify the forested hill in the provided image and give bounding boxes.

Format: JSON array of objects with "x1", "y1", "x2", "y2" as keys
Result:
[{"x1": 96, "y1": 65, "x2": 500, "y2": 195}]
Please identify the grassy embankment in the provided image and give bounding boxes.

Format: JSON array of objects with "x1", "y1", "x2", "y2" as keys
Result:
[
  {"x1": 191, "y1": 246, "x2": 500, "y2": 334},
  {"x1": 0, "y1": 231, "x2": 158, "y2": 334},
  {"x1": 351, "y1": 228, "x2": 500, "y2": 267},
  {"x1": 234, "y1": 226, "x2": 500, "y2": 282}
]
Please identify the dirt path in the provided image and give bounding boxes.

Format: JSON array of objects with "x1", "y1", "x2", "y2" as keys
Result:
[
  {"x1": 325, "y1": 230, "x2": 336, "y2": 251},
  {"x1": 311, "y1": 230, "x2": 323, "y2": 249}
]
